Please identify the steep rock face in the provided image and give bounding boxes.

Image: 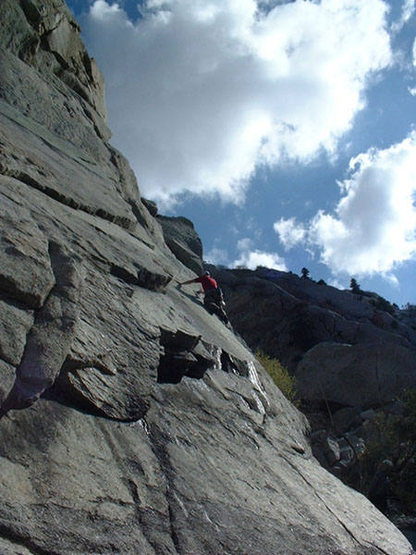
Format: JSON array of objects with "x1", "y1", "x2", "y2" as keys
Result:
[
  {"x1": 0, "y1": 3, "x2": 413, "y2": 553},
  {"x1": 0, "y1": 0, "x2": 106, "y2": 120},
  {"x1": 158, "y1": 214, "x2": 204, "y2": 275}
]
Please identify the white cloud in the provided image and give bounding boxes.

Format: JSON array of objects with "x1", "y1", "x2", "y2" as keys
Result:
[
  {"x1": 90, "y1": 0, "x2": 125, "y2": 20},
  {"x1": 204, "y1": 246, "x2": 229, "y2": 265},
  {"x1": 205, "y1": 236, "x2": 286, "y2": 270},
  {"x1": 413, "y1": 37, "x2": 416, "y2": 66},
  {"x1": 274, "y1": 132, "x2": 416, "y2": 276},
  {"x1": 236, "y1": 237, "x2": 254, "y2": 252},
  {"x1": 83, "y1": 0, "x2": 392, "y2": 205},
  {"x1": 274, "y1": 217, "x2": 306, "y2": 249},
  {"x1": 385, "y1": 273, "x2": 400, "y2": 287},
  {"x1": 328, "y1": 277, "x2": 347, "y2": 290},
  {"x1": 233, "y1": 236, "x2": 287, "y2": 270},
  {"x1": 233, "y1": 249, "x2": 287, "y2": 270},
  {"x1": 391, "y1": 0, "x2": 415, "y2": 32},
  {"x1": 403, "y1": 0, "x2": 416, "y2": 20},
  {"x1": 204, "y1": 234, "x2": 287, "y2": 272}
]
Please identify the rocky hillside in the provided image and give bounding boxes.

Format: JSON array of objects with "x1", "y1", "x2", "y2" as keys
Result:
[
  {"x1": 214, "y1": 266, "x2": 416, "y2": 408},
  {"x1": 0, "y1": 1, "x2": 413, "y2": 553},
  {"x1": 217, "y1": 267, "x2": 416, "y2": 374}
]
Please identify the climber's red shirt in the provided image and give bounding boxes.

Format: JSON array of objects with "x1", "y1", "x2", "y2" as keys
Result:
[{"x1": 194, "y1": 275, "x2": 218, "y2": 292}]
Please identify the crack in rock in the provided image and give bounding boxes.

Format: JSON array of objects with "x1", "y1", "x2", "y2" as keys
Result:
[{"x1": 0, "y1": 242, "x2": 84, "y2": 417}]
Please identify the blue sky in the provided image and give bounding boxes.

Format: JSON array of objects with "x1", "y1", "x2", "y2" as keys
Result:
[{"x1": 66, "y1": 0, "x2": 416, "y2": 306}]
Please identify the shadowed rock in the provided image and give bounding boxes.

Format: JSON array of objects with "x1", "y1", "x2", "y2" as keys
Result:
[
  {"x1": 0, "y1": 2, "x2": 413, "y2": 553},
  {"x1": 0, "y1": 243, "x2": 84, "y2": 416},
  {"x1": 296, "y1": 341, "x2": 416, "y2": 407},
  {"x1": 158, "y1": 215, "x2": 204, "y2": 275}
]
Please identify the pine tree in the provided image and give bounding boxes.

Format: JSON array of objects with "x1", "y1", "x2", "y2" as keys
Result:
[
  {"x1": 350, "y1": 278, "x2": 360, "y2": 293},
  {"x1": 301, "y1": 267, "x2": 310, "y2": 279}
]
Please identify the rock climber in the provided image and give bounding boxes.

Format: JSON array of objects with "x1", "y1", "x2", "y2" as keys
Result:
[
  {"x1": 178, "y1": 271, "x2": 229, "y2": 324},
  {"x1": 179, "y1": 270, "x2": 217, "y2": 296}
]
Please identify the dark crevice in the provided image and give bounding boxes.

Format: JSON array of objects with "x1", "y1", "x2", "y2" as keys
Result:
[
  {"x1": 124, "y1": 479, "x2": 166, "y2": 553},
  {"x1": 145, "y1": 421, "x2": 182, "y2": 553},
  {"x1": 19, "y1": 0, "x2": 44, "y2": 29},
  {"x1": 136, "y1": 267, "x2": 172, "y2": 292},
  {"x1": 109, "y1": 263, "x2": 172, "y2": 291},
  {"x1": 0, "y1": 292, "x2": 35, "y2": 313},
  {"x1": 0, "y1": 273, "x2": 43, "y2": 310},
  {"x1": 167, "y1": 500, "x2": 181, "y2": 553},
  {"x1": 0, "y1": 242, "x2": 83, "y2": 418},
  {"x1": 82, "y1": 52, "x2": 95, "y2": 81},
  {"x1": 82, "y1": 105, "x2": 102, "y2": 135},
  {"x1": 141, "y1": 197, "x2": 158, "y2": 217},
  {"x1": 157, "y1": 329, "x2": 213, "y2": 384},
  {"x1": 107, "y1": 150, "x2": 157, "y2": 239},
  {"x1": 54, "y1": 65, "x2": 88, "y2": 99},
  {"x1": 157, "y1": 329, "x2": 251, "y2": 386},
  {"x1": 41, "y1": 383, "x2": 108, "y2": 420},
  {"x1": 109, "y1": 264, "x2": 139, "y2": 286},
  {"x1": 220, "y1": 351, "x2": 234, "y2": 373},
  {"x1": 0, "y1": 521, "x2": 54, "y2": 555},
  {"x1": 128, "y1": 199, "x2": 150, "y2": 230}
]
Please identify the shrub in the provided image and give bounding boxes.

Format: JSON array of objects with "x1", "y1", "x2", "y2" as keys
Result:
[
  {"x1": 256, "y1": 351, "x2": 299, "y2": 406},
  {"x1": 358, "y1": 389, "x2": 416, "y2": 514},
  {"x1": 369, "y1": 295, "x2": 395, "y2": 315}
]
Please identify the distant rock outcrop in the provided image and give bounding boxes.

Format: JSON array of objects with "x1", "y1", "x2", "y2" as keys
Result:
[
  {"x1": 0, "y1": 2, "x2": 413, "y2": 553},
  {"x1": 296, "y1": 341, "x2": 416, "y2": 407},
  {"x1": 217, "y1": 267, "x2": 416, "y2": 376},
  {"x1": 157, "y1": 214, "x2": 204, "y2": 275}
]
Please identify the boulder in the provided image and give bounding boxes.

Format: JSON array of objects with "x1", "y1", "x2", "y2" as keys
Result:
[
  {"x1": 323, "y1": 436, "x2": 341, "y2": 466},
  {"x1": 333, "y1": 406, "x2": 363, "y2": 434},
  {"x1": 295, "y1": 342, "x2": 416, "y2": 408}
]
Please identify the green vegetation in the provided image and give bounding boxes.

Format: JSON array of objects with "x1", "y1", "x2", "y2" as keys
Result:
[
  {"x1": 256, "y1": 351, "x2": 299, "y2": 406},
  {"x1": 350, "y1": 277, "x2": 360, "y2": 293},
  {"x1": 358, "y1": 389, "x2": 416, "y2": 514},
  {"x1": 348, "y1": 278, "x2": 396, "y2": 315},
  {"x1": 369, "y1": 295, "x2": 395, "y2": 315},
  {"x1": 300, "y1": 267, "x2": 310, "y2": 279}
]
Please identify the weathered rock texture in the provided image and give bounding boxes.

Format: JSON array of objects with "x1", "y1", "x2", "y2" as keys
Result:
[
  {"x1": 157, "y1": 214, "x2": 204, "y2": 275},
  {"x1": 296, "y1": 341, "x2": 416, "y2": 407},
  {"x1": 217, "y1": 267, "x2": 416, "y2": 403},
  {"x1": 0, "y1": 2, "x2": 413, "y2": 553}
]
